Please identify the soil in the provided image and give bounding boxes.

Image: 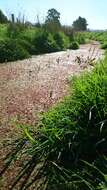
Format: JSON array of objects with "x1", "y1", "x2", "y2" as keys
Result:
[{"x1": 0, "y1": 42, "x2": 104, "y2": 189}]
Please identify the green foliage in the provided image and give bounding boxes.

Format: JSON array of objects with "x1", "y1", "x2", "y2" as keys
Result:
[
  {"x1": 20, "y1": 28, "x2": 36, "y2": 42},
  {"x1": 0, "y1": 24, "x2": 71, "y2": 62},
  {"x1": 7, "y1": 22, "x2": 26, "y2": 38},
  {"x1": 18, "y1": 39, "x2": 36, "y2": 55},
  {"x1": 53, "y1": 32, "x2": 64, "y2": 50},
  {"x1": 69, "y1": 41, "x2": 79, "y2": 49},
  {"x1": 33, "y1": 30, "x2": 70, "y2": 54},
  {"x1": 33, "y1": 29, "x2": 48, "y2": 54},
  {"x1": 101, "y1": 42, "x2": 107, "y2": 49},
  {"x1": 72, "y1": 16, "x2": 88, "y2": 31},
  {"x1": 1, "y1": 57, "x2": 107, "y2": 189},
  {"x1": 60, "y1": 32, "x2": 70, "y2": 49},
  {"x1": 85, "y1": 31, "x2": 107, "y2": 46},
  {"x1": 0, "y1": 39, "x2": 30, "y2": 63},
  {"x1": 0, "y1": 24, "x2": 7, "y2": 40},
  {"x1": 33, "y1": 29, "x2": 60, "y2": 54},
  {"x1": 48, "y1": 32, "x2": 60, "y2": 52},
  {"x1": 75, "y1": 32, "x2": 86, "y2": 44},
  {"x1": 18, "y1": 28, "x2": 37, "y2": 54},
  {"x1": 0, "y1": 13, "x2": 88, "y2": 62}
]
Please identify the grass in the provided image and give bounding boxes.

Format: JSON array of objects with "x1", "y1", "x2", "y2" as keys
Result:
[
  {"x1": 1, "y1": 55, "x2": 107, "y2": 189},
  {"x1": 0, "y1": 24, "x2": 7, "y2": 40},
  {"x1": 85, "y1": 31, "x2": 107, "y2": 48}
]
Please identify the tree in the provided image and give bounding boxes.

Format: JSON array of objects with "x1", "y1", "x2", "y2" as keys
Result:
[
  {"x1": 45, "y1": 8, "x2": 61, "y2": 32},
  {"x1": 72, "y1": 16, "x2": 88, "y2": 31},
  {"x1": 0, "y1": 10, "x2": 8, "y2": 23}
]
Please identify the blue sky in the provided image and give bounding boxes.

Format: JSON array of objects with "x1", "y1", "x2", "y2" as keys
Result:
[{"x1": 0, "y1": 0, "x2": 107, "y2": 29}]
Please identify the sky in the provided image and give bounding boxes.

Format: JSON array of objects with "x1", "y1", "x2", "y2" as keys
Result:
[{"x1": 0, "y1": 0, "x2": 107, "y2": 30}]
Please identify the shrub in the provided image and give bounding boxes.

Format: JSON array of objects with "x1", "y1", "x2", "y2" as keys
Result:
[
  {"x1": 18, "y1": 39, "x2": 36, "y2": 55},
  {"x1": 101, "y1": 42, "x2": 107, "y2": 49},
  {"x1": 19, "y1": 29, "x2": 38, "y2": 55},
  {"x1": 33, "y1": 30, "x2": 49, "y2": 54},
  {"x1": 19, "y1": 28, "x2": 36, "y2": 43},
  {"x1": 60, "y1": 32, "x2": 70, "y2": 49},
  {"x1": 69, "y1": 41, "x2": 79, "y2": 49},
  {"x1": 33, "y1": 30, "x2": 59, "y2": 54},
  {"x1": 0, "y1": 39, "x2": 30, "y2": 63},
  {"x1": 47, "y1": 33, "x2": 60, "y2": 52},
  {"x1": 53, "y1": 32, "x2": 64, "y2": 50},
  {"x1": 54, "y1": 32, "x2": 70, "y2": 50},
  {"x1": 76, "y1": 33, "x2": 86, "y2": 44}
]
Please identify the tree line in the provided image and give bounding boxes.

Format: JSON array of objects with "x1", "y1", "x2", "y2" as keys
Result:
[{"x1": 0, "y1": 8, "x2": 88, "y2": 31}]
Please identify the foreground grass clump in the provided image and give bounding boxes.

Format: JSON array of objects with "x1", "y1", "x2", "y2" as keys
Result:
[{"x1": 1, "y1": 58, "x2": 107, "y2": 189}]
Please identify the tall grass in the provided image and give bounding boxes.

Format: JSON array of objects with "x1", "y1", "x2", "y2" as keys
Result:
[
  {"x1": 0, "y1": 24, "x2": 7, "y2": 40},
  {"x1": 85, "y1": 31, "x2": 107, "y2": 48},
  {"x1": 1, "y1": 57, "x2": 107, "y2": 189}
]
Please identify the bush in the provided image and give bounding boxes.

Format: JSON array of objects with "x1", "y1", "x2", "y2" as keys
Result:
[
  {"x1": 33, "y1": 30, "x2": 59, "y2": 54},
  {"x1": 33, "y1": 30, "x2": 49, "y2": 54},
  {"x1": 47, "y1": 33, "x2": 60, "y2": 52},
  {"x1": 18, "y1": 39, "x2": 36, "y2": 55},
  {"x1": 53, "y1": 32, "x2": 64, "y2": 50},
  {"x1": 76, "y1": 33, "x2": 86, "y2": 44},
  {"x1": 69, "y1": 41, "x2": 79, "y2": 49},
  {"x1": 18, "y1": 29, "x2": 38, "y2": 55},
  {"x1": 19, "y1": 28, "x2": 36, "y2": 43},
  {"x1": 101, "y1": 42, "x2": 107, "y2": 49},
  {"x1": 59, "y1": 32, "x2": 70, "y2": 49},
  {"x1": 0, "y1": 39, "x2": 30, "y2": 63},
  {"x1": 76, "y1": 35, "x2": 86, "y2": 44}
]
